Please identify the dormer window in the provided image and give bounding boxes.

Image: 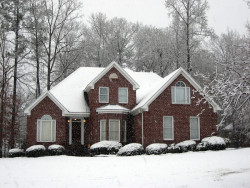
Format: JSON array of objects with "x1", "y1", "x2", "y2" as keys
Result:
[
  {"x1": 99, "y1": 87, "x2": 109, "y2": 103},
  {"x1": 171, "y1": 81, "x2": 190, "y2": 104}
]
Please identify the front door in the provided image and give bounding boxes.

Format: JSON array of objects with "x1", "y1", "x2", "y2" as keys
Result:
[{"x1": 72, "y1": 121, "x2": 81, "y2": 145}]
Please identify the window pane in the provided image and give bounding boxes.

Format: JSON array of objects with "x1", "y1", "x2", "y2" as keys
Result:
[
  {"x1": 190, "y1": 117, "x2": 199, "y2": 140},
  {"x1": 100, "y1": 87, "x2": 108, "y2": 102},
  {"x1": 109, "y1": 120, "x2": 120, "y2": 141},
  {"x1": 163, "y1": 116, "x2": 173, "y2": 140},
  {"x1": 41, "y1": 121, "x2": 51, "y2": 141},
  {"x1": 176, "y1": 88, "x2": 185, "y2": 103},
  {"x1": 119, "y1": 88, "x2": 128, "y2": 103},
  {"x1": 100, "y1": 120, "x2": 106, "y2": 141},
  {"x1": 100, "y1": 88, "x2": 108, "y2": 94}
]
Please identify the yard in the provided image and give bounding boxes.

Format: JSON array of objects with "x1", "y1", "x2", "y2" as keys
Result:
[{"x1": 1, "y1": 148, "x2": 250, "y2": 188}]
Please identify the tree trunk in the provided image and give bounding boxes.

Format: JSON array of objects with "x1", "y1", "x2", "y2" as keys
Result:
[
  {"x1": 186, "y1": 0, "x2": 191, "y2": 73},
  {"x1": 35, "y1": 27, "x2": 41, "y2": 98},
  {"x1": 10, "y1": 1, "x2": 20, "y2": 148}
]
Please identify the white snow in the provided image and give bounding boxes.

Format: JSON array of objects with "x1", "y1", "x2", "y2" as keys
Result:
[
  {"x1": 26, "y1": 145, "x2": 46, "y2": 152},
  {"x1": 1, "y1": 148, "x2": 250, "y2": 187},
  {"x1": 176, "y1": 140, "x2": 196, "y2": 147},
  {"x1": 96, "y1": 104, "x2": 130, "y2": 113},
  {"x1": 90, "y1": 141, "x2": 122, "y2": 150},
  {"x1": 48, "y1": 145, "x2": 65, "y2": 150},
  {"x1": 8, "y1": 148, "x2": 24, "y2": 154},
  {"x1": 117, "y1": 143, "x2": 143, "y2": 154},
  {"x1": 202, "y1": 136, "x2": 226, "y2": 145},
  {"x1": 146, "y1": 143, "x2": 168, "y2": 152}
]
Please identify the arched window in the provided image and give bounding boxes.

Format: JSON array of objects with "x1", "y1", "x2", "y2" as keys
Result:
[
  {"x1": 171, "y1": 81, "x2": 190, "y2": 104},
  {"x1": 37, "y1": 114, "x2": 56, "y2": 142}
]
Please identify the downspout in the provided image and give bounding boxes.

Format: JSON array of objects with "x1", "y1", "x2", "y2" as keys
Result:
[{"x1": 141, "y1": 111, "x2": 144, "y2": 147}]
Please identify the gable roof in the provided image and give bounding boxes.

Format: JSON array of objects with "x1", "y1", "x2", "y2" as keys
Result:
[
  {"x1": 24, "y1": 91, "x2": 69, "y2": 116},
  {"x1": 84, "y1": 61, "x2": 140, "y2": 92},
  {"x1": 24, "y1": 64, "x2": 221, "y2": 117},
  {"x1": 131, "y1": 67, "x2": 222, "y2": 115}
]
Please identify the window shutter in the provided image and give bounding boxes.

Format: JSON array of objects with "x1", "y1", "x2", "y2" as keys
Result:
[
  {"x1": 186, "y1": 87, "x2": 190, "y2": 104},
  {"x1": 37, "y1": 120, "x2": 41, "y2": 142},
  {"x1": 52, "y1": 120, "x2": 56, "y2": 142}
]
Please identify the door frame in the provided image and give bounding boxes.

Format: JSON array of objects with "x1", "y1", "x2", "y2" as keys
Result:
[{"x1": 69, "y1": 118, "x2": 84, "y2": 145}]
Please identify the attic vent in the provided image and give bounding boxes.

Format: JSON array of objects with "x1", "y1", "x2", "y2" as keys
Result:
[{"x1": 109, "y1": 73, "x2": 118, "y2": 81}]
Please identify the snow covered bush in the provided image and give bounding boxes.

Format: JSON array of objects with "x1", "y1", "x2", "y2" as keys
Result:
[
  {"x1": 196, "y1": 143, "x2": 207, "y2": 151},
  {"x1": 176, "y1": 140, "x2": 196, "y2": 152},
  {"x1": 146, "y1": 143, "x2": 168, "y2": 155},
  {"x1": 222, "y1": 137, "x2": 231, "y2": 147},
  {"x1": 8, "y1": 148, "x2": 25, "y2": 158},
  {"x1": 90, "y1": 141, "x2": 122, "y2": 155},
  {"x1": 48, "y1": 145, "x2": 65, "y2": 155},
  {"x1": 26, "y1": 145, "x2": 46, "y2": 157},
  {"x1": 117, "y1": 143, "x2": 144, "y2": 156},
  {"x1": 167, "y1": 144, "x2": 182, "y2": 153},
  {"x1": 201, "y1": 136, "x2": 226, "y2": 150}
]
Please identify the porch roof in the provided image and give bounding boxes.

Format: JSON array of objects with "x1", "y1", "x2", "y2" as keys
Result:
[{"x1": 96, "y1": 105, "x2": 130, "y2": 114}]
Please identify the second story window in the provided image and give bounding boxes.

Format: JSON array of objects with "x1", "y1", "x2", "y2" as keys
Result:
[
  {"x1": 99, "y1": 87, "x2": 109, "y2": 103},
  {"x1": 171, "y1": 81, "x2": 190, "y2": 104},
  {"x1": 119, "y1": 87, "x2": 128, "y2": 103}
]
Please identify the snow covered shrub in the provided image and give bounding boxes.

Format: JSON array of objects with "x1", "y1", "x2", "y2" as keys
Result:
[
  {"x1": 176, "y1": 140, "x2": 196, "y2": 152},
  {"x1": 146, "y1": 143, "x2": 168, "y2": 155},
  {"x1": 117, "y1": 143, "x2": 144, "y2": 156},
  {"x1": 196, "y1": 143, "x2": 207, "y2": 151},
  {"x1": 201, "y1": 136, "x2": 226, "y2": 150},
  {"x1": 222, "y1": 137, "x2": 231, "y2": 147},
  {"x1": 48, "y1": 145, "x2": 65, "y2": 155},
  {"x1": 90, "y1": 141, "x2": 122, "y2": 155},
  {"x1": 8, "y1": 148, "x2": 25, "y2": 158},
  {"x1": 167, "y1": 144, "x2": 182, "y2": 153},
  {"x1": 26, "y1": 145, "x2": 46, "y2": 157}
]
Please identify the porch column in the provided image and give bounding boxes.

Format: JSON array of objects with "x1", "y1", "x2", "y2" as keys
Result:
[
  {"x1": 81, "y1": 120, "x2": 84, "y2": 145},
  {"x1": 69, "y1": 118, "x2": 72, "y2": 145}
]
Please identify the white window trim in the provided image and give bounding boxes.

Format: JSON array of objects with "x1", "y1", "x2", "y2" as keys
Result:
[
  {"x1": 99, "y1": 87, "x2": 109, "y2": 103},
  {"x1": 190, "y1": 116, "x2": 200, "y2": 140},
  {"x1": 171, "y1": 85, "x2": 190, "y2": 104},
  {"x1": 109, "y1": 119, "x2": 120, "y2": 142},
  {"x1": 118, "y1": 87, "x2": 128, "y2": 104},
  {"x1": 100, "y1": 120, "x2": 106, "y2": 141},
  {"x1": 163, "y1": 116, "x2": 174, "y2": 140},
  {"x1": 37, "y1": 119, "x2": 56, "y2": 142}
]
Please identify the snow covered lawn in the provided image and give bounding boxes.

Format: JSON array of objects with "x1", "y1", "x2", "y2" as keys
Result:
[{"x1": 1, "y1": 148, "x2": 250, "y2": 188}]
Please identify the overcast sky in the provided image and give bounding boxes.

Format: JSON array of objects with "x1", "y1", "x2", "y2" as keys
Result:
[{"x1": 81, "y1": 0, "x2": 250, "y2": 35}]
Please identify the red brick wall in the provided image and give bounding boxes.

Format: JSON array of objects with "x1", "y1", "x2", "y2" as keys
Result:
[
  {"x1": 88, "y1": 67, "x2": 136, "y2": 144},
  {"x1": 134, "y1": 74, "x2": 218, "y2": 147},
  {"x1": 26, "y1": 96, "x2": 67, "y2": 148}
]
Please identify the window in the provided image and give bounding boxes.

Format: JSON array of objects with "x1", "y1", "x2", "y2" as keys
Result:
[
  {"x1": 171, "y1": 81, "x2": 190, "y2": 104},
  {"x1": 100, "y1": 120, "x2": 106, "y2": 141},
  {"x1": 37, "y1": 115, "x2": 56, "y2": 142},
  {"x1": 163, "y1": 116, "x2": 174, "y2": 140},
  {"x1": 123, "y1": 120, "x2": 127, "y2": 142},
  {"x1": 109, "y1": 120, "x2": 120, "y2": 142},
  {"x1": 190, "y1": 117, "x2": 200, "y2": 140},
  {"x1": 119, "y1": 87, "x2": 128, "y2": 103},
  {"x1": 99, "y1": 87, "x2": 109, "y2": 103}
]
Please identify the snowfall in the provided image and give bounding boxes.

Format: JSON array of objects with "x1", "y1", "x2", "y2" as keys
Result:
[{"x1": 1, "y1": 148, "x2": 250, "y2": 188}]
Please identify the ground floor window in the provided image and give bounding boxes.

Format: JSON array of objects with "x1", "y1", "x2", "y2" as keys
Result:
[
  {"x1": 190, "y1": 117, "x2": 200, "y2": 140},
  {"x1": 100, "y1": 120, "x2": 106, "y2": 141},
  {"x1": 109, "y1": 120, "x2": 120, "y2": 142},
  {"x1": 37, "y1": 115, "x2": 56, "y2": 142},
  {"x1": 163, "y1": 116, "x2": 174, "y2": 140}
]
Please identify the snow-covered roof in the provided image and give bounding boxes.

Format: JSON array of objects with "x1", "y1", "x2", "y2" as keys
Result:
[
  {"x1": 96, "y1": 104, "x2": 130, "y2": 114},
  {"x1": 25, "y1": 62, "x2": 221, "y2": 117}
]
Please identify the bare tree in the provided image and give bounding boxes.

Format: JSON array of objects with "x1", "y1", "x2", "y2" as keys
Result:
[
  {"x1": 41, "y1": 0, "x2": 82, "y2": 90},
  {"x1": 165, "y1": 0, "x2": 212, "y2": 72}
]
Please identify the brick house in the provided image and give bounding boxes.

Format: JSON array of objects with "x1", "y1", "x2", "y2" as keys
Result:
[{"x1": 24, "y1": 61, "x2": 221, "y2": 151}]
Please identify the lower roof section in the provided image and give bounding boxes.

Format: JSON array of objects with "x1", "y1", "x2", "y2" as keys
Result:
[{"x1": 96, "y1": 104, "x2": 130, "y2": 114}]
